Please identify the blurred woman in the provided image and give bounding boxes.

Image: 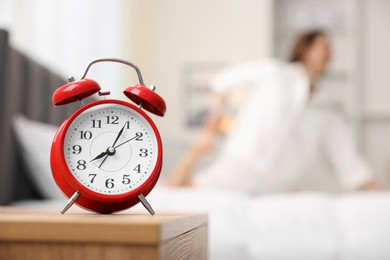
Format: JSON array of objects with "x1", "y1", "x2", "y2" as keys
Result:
[{"x1": 167, "y1": 30, "x2": 380, "y2": 193}]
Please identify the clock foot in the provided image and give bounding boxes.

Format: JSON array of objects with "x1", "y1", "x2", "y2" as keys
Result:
[
  {"x1": 61, "y1": 192, "x2": 80, "y2": 214},
  {"x1": 138, "y1": 194, "x2": 155, "y2": 215}
]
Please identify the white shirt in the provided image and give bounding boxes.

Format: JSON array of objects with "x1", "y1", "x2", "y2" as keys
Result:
[{"x1": 195, "y1": 59, "x2": 372, "y2": 194}]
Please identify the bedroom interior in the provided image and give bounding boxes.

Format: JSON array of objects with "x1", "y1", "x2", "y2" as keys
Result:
[{"x1": 1, "y1": 0, "x2": 390, "y2": 260}]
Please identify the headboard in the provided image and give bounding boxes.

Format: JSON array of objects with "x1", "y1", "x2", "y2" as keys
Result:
[{"x1": 0, "y1": 29, "x2": 78, "y2": 204}]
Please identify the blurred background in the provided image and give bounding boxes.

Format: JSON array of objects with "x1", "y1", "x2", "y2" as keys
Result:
[{"x1": 0, "y1": 0, "x2": 389, "y2": 186}]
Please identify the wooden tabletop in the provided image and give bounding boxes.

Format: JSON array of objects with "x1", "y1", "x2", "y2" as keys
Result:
[{"x1": 0, "y1": 207, "x2": 208, "y2": 245}]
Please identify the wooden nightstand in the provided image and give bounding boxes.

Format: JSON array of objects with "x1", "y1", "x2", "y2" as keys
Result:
[{"x1": 0, "y1": 207, "x2": 208, "y2": 260}]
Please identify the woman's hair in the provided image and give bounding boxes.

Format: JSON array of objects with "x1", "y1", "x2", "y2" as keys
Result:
[{"x1": 289, "y1": 29, "x2": 326, "y2": 62}]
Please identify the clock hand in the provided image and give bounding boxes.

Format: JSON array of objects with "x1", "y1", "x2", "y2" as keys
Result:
[
  {"x1": 92, "y1": 123, "x2": 127, "y2": 167},
  {"x1": 90, "y1": 146, "x2": 116, "y2": 163},
  {"x1": 114, "y1": 135, "x2": 138, "y2": 149},
  {"x1": 112, "y1": 123, "x2": 126, "y2": 147},
  {"x1": 90, "y1": 151, "x2": 108, "y2": 162},
  {"x1": 96, "y1": 133, "x2": 138, "y2": 169},
  {"x1": 98, "y1": 154, "x2": 109, "y2": 168},
  {"x1": 96, "y1": 147, "x2": 116, "y2": 168}
]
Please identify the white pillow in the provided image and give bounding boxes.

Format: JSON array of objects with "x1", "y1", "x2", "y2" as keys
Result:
[{"x1": 12, "y1": 115, "x2": 63, "y2": 199}]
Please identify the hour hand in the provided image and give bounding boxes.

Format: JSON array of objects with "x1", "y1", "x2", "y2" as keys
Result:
[{"x1": 90, "y1": 151, "x2": 108, "y2": 162}]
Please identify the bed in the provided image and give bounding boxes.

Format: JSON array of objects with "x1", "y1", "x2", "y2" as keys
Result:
[
  {"x1": 13, "y1": 187, "x2": 390, "y2": 260},
  {"x1": 2, "y1": 29, "x2": 390, "y2": 260}
]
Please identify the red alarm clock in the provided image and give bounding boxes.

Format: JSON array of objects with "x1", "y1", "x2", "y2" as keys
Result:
[{"x1": 50, "y1": 58, "x2": 166, "y2": 215}]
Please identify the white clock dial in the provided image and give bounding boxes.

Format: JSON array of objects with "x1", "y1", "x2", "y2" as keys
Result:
[{"x1": 63, "y1": 103, "x2": 159, "y2": 195}]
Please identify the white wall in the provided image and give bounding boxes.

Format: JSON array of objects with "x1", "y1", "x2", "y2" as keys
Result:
[
  {"x1": 361, "y1": 0, "x2": 390, "y2": 115},
  {"x1": 123, "y1": 0, "x2": 273, "y2": 142},
  {"x1": 361, "y1": 0, "x2": 390, "y2": 186}
]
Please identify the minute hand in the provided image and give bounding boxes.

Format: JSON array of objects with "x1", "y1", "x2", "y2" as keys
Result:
[
  {"x1": 112, "y1": 124, "x2": 126, "y2": 147},
  {"x1": 114, "y1": 135, "x2": 138, "y2": 149}
]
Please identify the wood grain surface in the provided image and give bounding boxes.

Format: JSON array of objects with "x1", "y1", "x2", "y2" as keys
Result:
[{"x1": 0, "y1": 207, "x2": 208, "y2": 260}]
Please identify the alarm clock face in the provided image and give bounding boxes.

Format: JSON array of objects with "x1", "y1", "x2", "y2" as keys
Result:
[{"x1": 63, "y1": 103, "x2": 159, "y2": 195}]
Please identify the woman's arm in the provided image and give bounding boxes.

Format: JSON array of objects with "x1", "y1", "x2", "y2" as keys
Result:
[
  {"x1": 166, "y1": 93, "x2": 225, "y2": 187},
  {"x1": 323, "y1": 112, "x2": 381, "y2": 191},
  {"x1": 165, "y1": 138, "x2": 209, "y2": 187},
  {"x1": 362, "y1": 179, "x2": 382, "y2": 190}
]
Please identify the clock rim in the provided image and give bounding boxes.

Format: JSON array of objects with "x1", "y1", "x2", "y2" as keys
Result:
[{"x1": 51, "y1": 99, "x2": 163, "y2": 205}]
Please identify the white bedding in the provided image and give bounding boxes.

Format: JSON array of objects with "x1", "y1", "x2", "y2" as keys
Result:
[{"x1": 14, "y1": 187, "x2": 390, "y2": 260}]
